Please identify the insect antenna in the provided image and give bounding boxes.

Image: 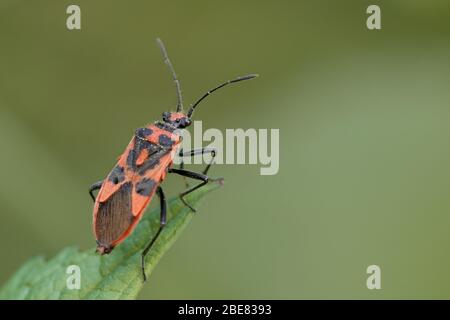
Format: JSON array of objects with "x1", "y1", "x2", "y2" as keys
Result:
[
  {"x1": 187, "y1": 74, "x2": 258, "y2": 119},
  {"x1": 156, "y1": 38, "x2": 184, "y2": 112}
]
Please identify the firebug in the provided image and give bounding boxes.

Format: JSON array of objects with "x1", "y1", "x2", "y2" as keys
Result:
[{"x1": 89, "y1": 38, "x2": 258, "y2": 280}]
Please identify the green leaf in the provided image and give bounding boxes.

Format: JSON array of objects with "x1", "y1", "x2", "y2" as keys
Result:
[{"x1": 0, "y1": 180, "x2": 223, "y2": 300}]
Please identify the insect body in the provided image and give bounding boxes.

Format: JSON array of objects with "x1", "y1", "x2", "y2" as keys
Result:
[{"x1": 89, "y1": 38, "x2": 257, "y2": 280}]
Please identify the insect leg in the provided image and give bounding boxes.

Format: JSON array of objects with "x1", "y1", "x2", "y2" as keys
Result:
[
  {"x1": 178, "y1": 148, "x2": 185, "y2": 170},
  {"x1": 179, "y1": 147, "x2": 217, "y2": 175},
  {"x1": 141, "y1": 186, "x2": 167, "y2": 282},
  {"x1": 168, "y1": 168, "x2": 209, "y2": 212},
  {"x1": 88, "y1": 180, "x2": 103, "y2": 202},
  {"x1": 177, "y1": 148, "x2": 189, "y2": 188}
]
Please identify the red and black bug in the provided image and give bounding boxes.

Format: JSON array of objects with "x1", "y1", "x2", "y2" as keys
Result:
[{"x1": 89, "y1": 38, "x2": 258, "y2": 280}]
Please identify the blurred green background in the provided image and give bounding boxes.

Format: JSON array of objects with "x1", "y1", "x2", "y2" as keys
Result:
[{"x1": 1, "y1": 0, "x2": 450, "y2": 299}]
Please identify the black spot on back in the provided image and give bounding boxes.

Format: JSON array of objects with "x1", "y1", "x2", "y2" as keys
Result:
[
  {"x1": 135, "y1": 178, "x2": 157, "y2": 196},
  {"x1": 144, "y1": 141, "x2": 161, "y2": 156},
  {"x1": 159, "y1": 134, "x2": 174, "y2": 147},
  {"x1": 108, "y1": 166, "x2": 125, "y2": 184},
  {"x1": 127, "y1": 137, "x2": 163, "y2": 172},
  {"x1": 137, "y1": 155, "x2": 161, "y2": 175},
  {"x1": 127, "y1": 139, "x2": 161, "y2": 170},
  {"x1": 155, "y1": 121, "x2": 176, "y2": 132},
  {"x1": 137, "y1": 148, "x2": 171, "y2": 176},
  {"x1": 95, "y1": 182, "x2": 134, "y2": 246},
  {"x1": 135, "y1": 127, "x2": 153, "y2": 139},
  {"x1": 127, "y1": 149, "x2": 137, "y2": 170}
]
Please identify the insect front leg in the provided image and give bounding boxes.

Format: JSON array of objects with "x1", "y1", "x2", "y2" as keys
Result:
[
  {"x1": 179, "y1": 147, "x2": 217, "y2": 174},
  {"x1": 141, "y1": 186, "x2": 167, "y2": 282},
  {"x1": 168, "y1": 168, "x2": 210, "y2": 212},
  {"x1": 178, "y1": 147, "x2": 189, "y2": 188},
  {"x1": 88, "y1": 180, "x2": 103, "y2": 202},
  {"x1": 178, "y1": 147, "x2": 217, "y2": 187}
]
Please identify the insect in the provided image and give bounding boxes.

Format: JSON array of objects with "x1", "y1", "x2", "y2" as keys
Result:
[{"x1": 89, "y1": 38, "x2": 258, "y2": 281}]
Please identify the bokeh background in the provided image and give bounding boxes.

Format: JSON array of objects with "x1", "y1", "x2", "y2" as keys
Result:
[{"x1": 1, "y1": 0, "x2": 450, "y2": 299}]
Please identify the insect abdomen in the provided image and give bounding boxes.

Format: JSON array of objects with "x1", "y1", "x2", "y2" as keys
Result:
[{"x1": 95, "y1": 182, "x2": 134, "y2": 253}]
